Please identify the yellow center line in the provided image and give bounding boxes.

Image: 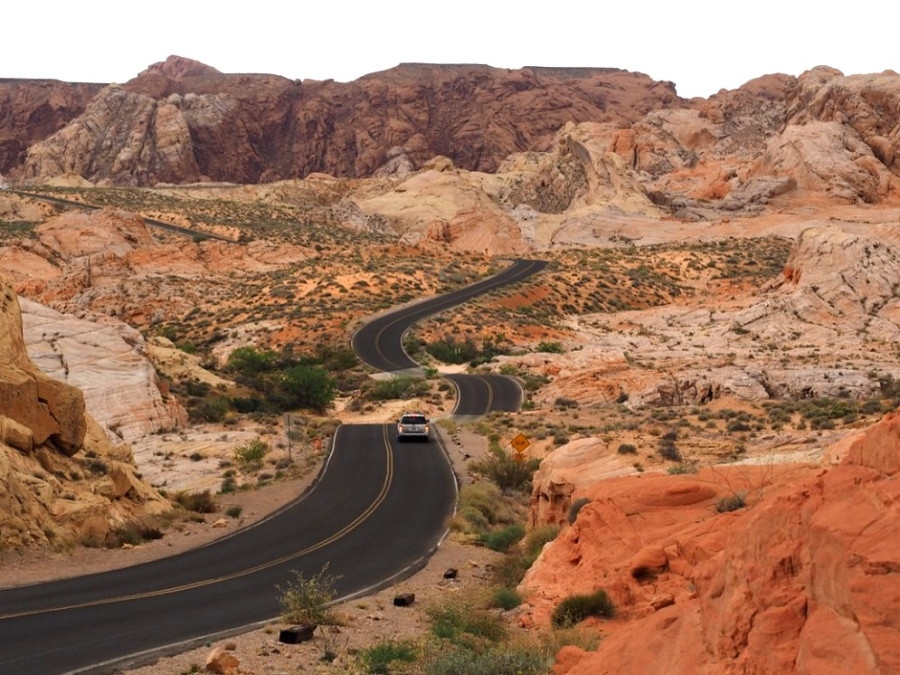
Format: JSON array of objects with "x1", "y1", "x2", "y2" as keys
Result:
[{"x1": 0, "y1": 429, "x2": 395, "y2": 621}]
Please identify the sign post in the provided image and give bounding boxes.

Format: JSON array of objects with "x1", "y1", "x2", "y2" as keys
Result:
[{"x1": 510, "y1": 433, "x2": 530, "y2": 462}]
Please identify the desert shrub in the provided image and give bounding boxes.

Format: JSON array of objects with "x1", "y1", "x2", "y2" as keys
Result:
[
  {"x1": 190, "y1": 396, "x2": 229, "y2": 423},
  {"x1": 174, "y1": 490, "x2": 217, "y2": 513},
  {"x1": 107, "y1": 521, "x2": 164, "y2": 548},
  {"x1": 551, "y1": 589, "x2": 616, "y2": 627},
  {"x1": 427, "y1": 596, "x2": 506, "y2": 645},
  {"x1": 233, "y1": 438, "x2": 269, "y2": 472},
  {"x1": 535, "y1": 340, "x2": 565, "y2": 354},
  {"x1": 470, "y1": 448, "x2": 540, "y2": 492},
  {"x1": 667, "y1": 461, "x2": 699, "y2": 475},
  {"x1": 523, "y1": 525, "x2": 559, "y2": 564},
  {"x1": 657, "y1": 430, "x2": 682, "y2": 462},
  {"x1": 424, "y1": 644, "x2": 549, "y2": 675},
  {"x1": 479, "y1": 524, "x2": 525, "y2": 552},
  {"x1": 367, "y1": 375, "x2": 430, "y2": 401},
  {"x1": 490, "y1": 587, "x2": 523, "y2": 611},
  {"x1": 226, "y1": 506, "x2": 243, "y2": 518},
  {"x1": 183, "y1": 379, "x2": 211, "y2": 397},
  {"x1": 568, "y1": 497, "x2": 591, "y2": 524},
  {"x1": 616, "y1": 443, "x2": 637, "y2": 455},
  {"x1": 716, "y1": 492, "x2": 747, "y2": 513},
  {"x1": 358, "y1": 640, "x2": 418, "y2": 673},
  {"x1": 278, "y1": 564, "x2": 339, "y2": 626},
  {"x1": 452, "y1": 482, "x2": 518, "y2": 535},
  {"x1": 425, "y1": 336, "x2": 479, "y2": 364}
]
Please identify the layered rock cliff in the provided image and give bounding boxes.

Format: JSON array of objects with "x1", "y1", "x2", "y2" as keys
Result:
[{"x1": 13, "y1": 56, "x2": 681, "y2": 186}]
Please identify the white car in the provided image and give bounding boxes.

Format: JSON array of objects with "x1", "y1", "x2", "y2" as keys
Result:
[{"x1": 397, "y1": 413, "x2": 430, "y2": 442}]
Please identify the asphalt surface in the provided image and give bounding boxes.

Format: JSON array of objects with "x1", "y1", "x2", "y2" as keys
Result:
[
  {"x1": 0, "y1": 256, "x2": 546, "y2": 674},
  {"x1": 0, "y1": 426, "x2": 456, "y2": 674},
  {"x1": 352, "y1": 258, "x2": 547, "y2": 374}
]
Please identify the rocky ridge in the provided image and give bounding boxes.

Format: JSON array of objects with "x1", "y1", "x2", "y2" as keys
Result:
[{"x1": 13, "y1": 57, "x2": 680, "y2": 186}]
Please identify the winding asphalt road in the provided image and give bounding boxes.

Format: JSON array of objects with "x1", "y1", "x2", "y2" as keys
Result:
[{"x1": 0, "y1": 258, "x2": 545, "y2": 674}]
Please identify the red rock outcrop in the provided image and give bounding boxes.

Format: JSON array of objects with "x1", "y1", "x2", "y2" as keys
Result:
[
  {"x1": 0, "y1": 79, "x2": 103, "y2": 175},
  {"x1": 15, "y1": 56, "x2": 683, "y2": 185},
  {"x1": 520, "y1": 411, "x2": 900, "y2": 673}
]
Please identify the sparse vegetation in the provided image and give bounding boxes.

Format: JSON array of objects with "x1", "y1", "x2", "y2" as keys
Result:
[
  {"x1": 568, "y1": 497, "x2": 591, "y2": 524},
  {"x1": 233, "y1": 438, "x2": 269, "y2": 472},
  {"x1": 277, "y1": 564, "x2": 340, "y2": 626},
  {"x1": 551, "y1": 589, "x2": 616, "y2": 627}
]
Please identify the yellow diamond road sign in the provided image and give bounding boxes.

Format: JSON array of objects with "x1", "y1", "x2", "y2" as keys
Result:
[{"x1": 511, "y1": 433, "x2": 530, "y2": 453}]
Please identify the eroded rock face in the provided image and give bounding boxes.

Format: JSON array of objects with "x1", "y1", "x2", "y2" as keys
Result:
[
  {"x1": 522, "y1": 410, "x2": 900, "y2": 674},
  {"x1": 14, "y1": 57, "x2": 682, "y2": 186},
  {"x1": 0, "y1": 79, "x2": 103, "y2": 176},
  {"x1": 21, "y1": 299, "x2": 187, "y2": 442},
  {"x1": 0, "y1": 272, "x2": 172, "y2": 548},
  {"x1": 0, "y1": 276, "x2": 85, "y2": 454}
]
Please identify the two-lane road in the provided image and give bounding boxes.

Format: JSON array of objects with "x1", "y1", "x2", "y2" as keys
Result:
[
  {"x1": 352, "y1": 258, "x2": 547, "y2": 374},
  {"x1": 0, "y1": 427, "x2": 456, "y2": 674},
  {"x1": 0, "y1": 257, "x2": 546, "y2": 674}
]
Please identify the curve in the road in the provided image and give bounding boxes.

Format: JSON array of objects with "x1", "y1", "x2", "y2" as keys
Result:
[{"x1": 0, "y1": 257, "x2": 546, "y2": 675}]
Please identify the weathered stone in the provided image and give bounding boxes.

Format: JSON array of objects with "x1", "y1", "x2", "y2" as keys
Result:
[
  {"x1": 393, "y1": 593, "x2": 415, "y2": 607},
  {"x1": 204, "y1": 646, "x2": 239, "y2": 674},
  {"x1": 0, "y1": 415, "x2": 33, "y2": 453}
]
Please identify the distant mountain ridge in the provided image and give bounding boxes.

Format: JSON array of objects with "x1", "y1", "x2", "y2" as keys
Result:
[{"x1": 3, "y1": 55, "x2": 681, "y2": 185}]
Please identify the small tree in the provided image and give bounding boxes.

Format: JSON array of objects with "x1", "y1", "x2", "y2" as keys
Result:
[{"x1": 277, "y1": 364, "x2": 336, "y2": 412}]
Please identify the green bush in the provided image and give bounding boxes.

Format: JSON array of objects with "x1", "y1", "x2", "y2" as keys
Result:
[
  {"x1": 425, "y1": 336, "x2": 479, "y2": 364},
  {"x1": 358, "y1": 640, "x2": 418, "y2": 673},
  {"x1": 568, "y1": 497, "x2": 591, "y2": 524},
  {"x1": 190, "y1": 396, "x2": 229, "y2": 423},
  {"x1": 535, "y1": 340, "x2": 565, "y2": 354},
  {"x1": 174, "y1": 490, "x2": 217, "y2": 513},
  {"x1": 277, "y1": 364, "x2": 336, "y2": 412},
  {"x1": 368, "y1": 375, "x2": 430, "y2": 401},
  {"x1": 479, "y1": 524, "x2": 525, "y2": 552},
  {"x1": 233, "y1": 438, "x2": 269, "y2": 472},
  {"x1": 616, "y1": 443, "x2": 637, "y2": 455},
  {"x1": 277, "y1": 564, "x2": 339, "y2": 626},
  {"x1": 427, "y1": 597, "x2": 506, "y2": 645},
  {"x1": 523, "y1": 525, "x2": 559, "y2": 564},
  {"x1": 551, "y1": 589, "x2": 616, "y2": 627},
  {"x1": 424, "y1": 643, "x2": 549, "y2": 675},
  {"x1": 490, "y1": 587, "x2": 523, "y2": 611},
  {"x1": 470, "y1": 448, "x2": 540, "y2": 492}
]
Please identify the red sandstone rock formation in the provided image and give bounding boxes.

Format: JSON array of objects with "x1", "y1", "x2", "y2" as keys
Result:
[
  {"x1": 15, "y1": 56, "x2": 681, "y2": 185},
  {"x1": 521, "y1": 412, "x2": 900, "y2": 673}
]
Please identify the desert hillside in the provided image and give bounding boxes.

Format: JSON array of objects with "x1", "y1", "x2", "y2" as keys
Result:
[{"x1": 1, "y1": 57, "x2": 900, "y2": 673}]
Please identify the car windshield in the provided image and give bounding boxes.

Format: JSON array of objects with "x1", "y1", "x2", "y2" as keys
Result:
[{"x1": 401, "y1": 415, "x2": 426, "y2": 425}]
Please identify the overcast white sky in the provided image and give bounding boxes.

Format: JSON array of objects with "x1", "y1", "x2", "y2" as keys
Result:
[{"x1": 3, "y1": 1, "x2": 896, "y2": 99}]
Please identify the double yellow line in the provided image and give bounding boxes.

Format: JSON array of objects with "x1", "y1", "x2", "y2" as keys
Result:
[{"x1": 0, "y1": 428, "x2": 395, "y2": 620}]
